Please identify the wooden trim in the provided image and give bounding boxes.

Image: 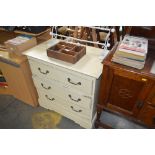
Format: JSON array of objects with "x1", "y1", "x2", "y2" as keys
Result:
[{"x1": 20, "y1": 60, "x2": 38, "y2": 106}]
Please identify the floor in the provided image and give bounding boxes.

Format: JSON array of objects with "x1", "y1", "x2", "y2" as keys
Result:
[{"x1": 0, "y1": 95, "x2": 146, "y2": 129}]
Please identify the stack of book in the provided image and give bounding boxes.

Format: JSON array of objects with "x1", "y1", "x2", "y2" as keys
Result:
[{"x1": 112, "y1": 35, "x2": 148, "y2": 69}]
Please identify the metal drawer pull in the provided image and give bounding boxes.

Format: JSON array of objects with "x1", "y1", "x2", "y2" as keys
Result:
[
  {"x1": 38, "y1": 67, "x2": 49, "y2": 74},
  {"x1": 70, "y1": 106, "x2": 82, "y2": 112},
  {"x1": 45, "y1": 95, "x2": 55, "y2": 101},
  {"x1": 67, "y1": 78, "x2": 81, "y2": 85},
  {"x1": 136, "y1": 100, "x2": 144, "y2": 109},
  {"x1": 68, "y1": 94, "x2": 81, "y2": 102},
  {"x1": 41, "y1": 83, "x2": 51, "y2": 90}
]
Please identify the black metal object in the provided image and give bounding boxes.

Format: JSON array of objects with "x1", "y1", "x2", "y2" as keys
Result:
[
  {"x1": 38, "y1": 67, "x2": 49, "y2": 74},
  {"x1": 68, "y1": 94, "x2": 81, "y2": 102},
  {"x1": 70, "y1": 106, "x2": 82, "y2": 112},
  {"x1": 45, "y1": 95, "x2": 55, "y2": 101},
  {"x1": 67, "y1": 78, "x2": 81, "y2": 85},
  {"x1": 41, "y1": 83, "x2": 51, "y2": 90},
  {"x1": 136, "y1": 100, "x2": 144, "y2": 109}
]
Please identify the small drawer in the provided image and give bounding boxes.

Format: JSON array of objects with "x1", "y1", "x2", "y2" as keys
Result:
[
  {"x1": 32, "y1": 76, "x2": 63, "y2": 94},
  {"x1": 33, "y1": 76, "x2": 92, "y2": 109},
  {"x1": 63, "y1": 91, "x2": 92, "y2": 109},
  {"x1": 38, "y1": 93, "x2": 59, "y2": 109},
  {"x1": 67, "y1": 104, "x2": 92, "y2": 119},
  {"x1": 29, "y1": 59, "x2": 58, "y2": 81},
  {"x1": 56, "y1": 70, "x2": 93, "y2": 95}
]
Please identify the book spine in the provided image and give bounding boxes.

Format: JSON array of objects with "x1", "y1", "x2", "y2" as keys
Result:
[{"x1": 118, "y1": 49, "x2": 146, "y2": 56}]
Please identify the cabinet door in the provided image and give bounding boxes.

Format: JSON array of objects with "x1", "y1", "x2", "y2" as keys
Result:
[
  {"x1": 100, "y1": 65, "x2": 153, "y2": 117},
  {"x1": 138, "y1": 104, "x2": 155, "y2": 128}
]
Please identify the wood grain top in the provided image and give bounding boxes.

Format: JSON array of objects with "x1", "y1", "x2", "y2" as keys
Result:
[{"x1": 24, "y1": 38, "x2": 109, "y2": 78}]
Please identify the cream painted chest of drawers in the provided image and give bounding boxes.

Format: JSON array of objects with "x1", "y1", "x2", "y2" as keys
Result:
[{"x1": 24, "y1": 39, "x2": 109, "y2": 128}]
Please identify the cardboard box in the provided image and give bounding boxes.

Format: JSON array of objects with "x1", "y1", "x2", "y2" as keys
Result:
[
  {"x1": 36, "y1": 28, "x2": 51, "y2": 44},
  {"x1": 5, "y1": 36, "x2": 37, "y2": 56}
]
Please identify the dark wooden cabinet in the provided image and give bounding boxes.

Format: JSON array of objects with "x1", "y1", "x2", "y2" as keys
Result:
[
  {"x1": 102, "y1": 65, "x2": 154, "y2": 117},
  {"x1": 95, "y1": 43, "x2": 155, "y2": 128},
  {"x1": 146, "y1": 85, "x2": 155, "y2": 106},
  {"x1": 138, "y1": 104, "x2": 155, "y2": 128},
  {"x1": 137, "y1": 85, "x2": 155, "y2": 127}
]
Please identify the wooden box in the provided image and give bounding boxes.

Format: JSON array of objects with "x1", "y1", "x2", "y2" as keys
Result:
[{"x1": 47, "y1": 42, "x2": 86, "y2": 64}]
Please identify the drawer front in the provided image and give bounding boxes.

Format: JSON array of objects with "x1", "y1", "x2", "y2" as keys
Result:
[
  {"x1": 56, "y1": 70, "x2": 93, "y2": 95},
  {"x1": 29, "y1": 59, "x2": 94, "y2": 95},
  {"x1": 32, "y1": 76, "x2": 63, "y2": 95},
  {"x1": 32, "y1": 76, "x2": 92, "y2": 109},
  {"x1": 29, "y1": 59, "x2": 59, "y2": 81},
  {"x1": 38, "y1": 91, "x2": 92, "y2": 120},
  {"x1": 64, "y1": 91, "x2": 92, "y2": 109}
]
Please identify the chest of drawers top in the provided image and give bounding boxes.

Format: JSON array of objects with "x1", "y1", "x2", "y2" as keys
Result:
[{"x1": 24, "y1": 38, "x2": 108, "y2": 79}]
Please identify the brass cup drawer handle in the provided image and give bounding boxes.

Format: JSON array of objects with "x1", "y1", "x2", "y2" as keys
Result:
[
  {"x1": 38, "y1": 67, "x2": 49, "y2": 74},
  {"x1": 70, "y1": 106, "x2": 82, "y2": 112},
  {"x1": 41, "y1": 83, "x2": 51, "y2": 90},
  {"x1": 68, "y1": 94, "x2": 81, "y2": 102},
  {"x1": 45, "y1": 95, "x2": 55, "y2": 101},
  {"x1": 136, "y1": 100, "x2": 144, "y2": 109},
  {"x1": 67, "y1": 78, "x2": 81, "y2": 85}
]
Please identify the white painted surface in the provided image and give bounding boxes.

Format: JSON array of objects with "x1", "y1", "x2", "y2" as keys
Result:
[
  {"x1": 32, "y1": 76, "x2": 92, "y2": 109},
  {"x1": 24, "y1": 38, "x2": 109, "y2": 78},
  {"x1": 25, "y1": 38, "x2": 109, "y2": 128}
]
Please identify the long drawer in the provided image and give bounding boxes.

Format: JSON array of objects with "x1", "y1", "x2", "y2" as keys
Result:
[
  {"x1": 32, "y1": 76, "x2": 92, "y2": 109},
  {"x1": 38, "y1": 91, "x2": 93, "y2": 120},
  {"x1": 29, "y1": 59, "x2": 93, "y2": 95}
]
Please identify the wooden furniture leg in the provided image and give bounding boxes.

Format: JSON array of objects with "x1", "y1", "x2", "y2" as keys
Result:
[
  {"x1": 95, "y1": 104, "x2": 113, "y2": 129},
  {"x1": 95, "y1": 105, "x2": 102, "y2": 128}
]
